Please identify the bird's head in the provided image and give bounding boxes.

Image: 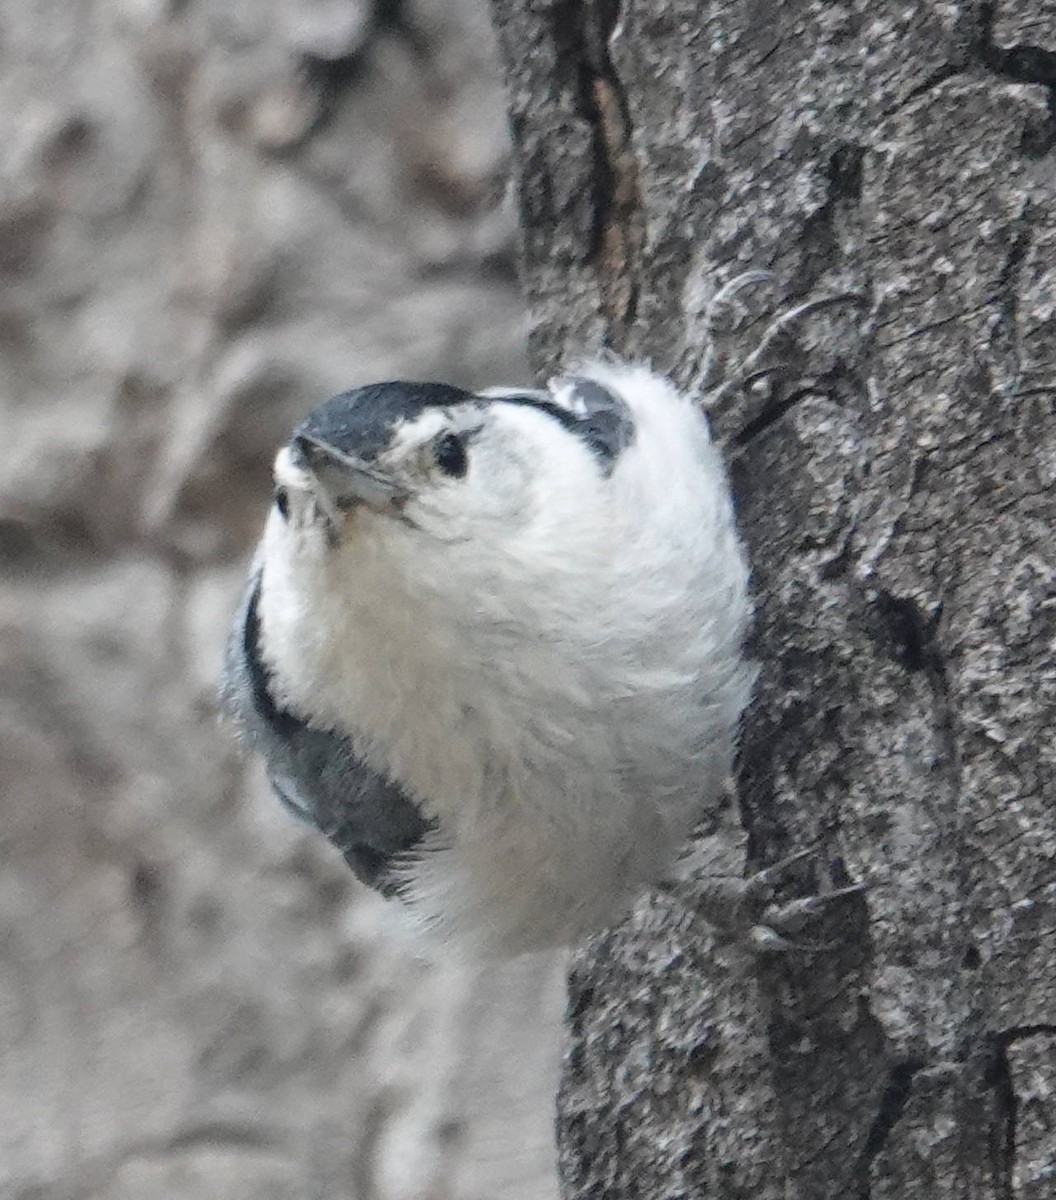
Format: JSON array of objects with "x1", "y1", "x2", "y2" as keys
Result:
[{"x1": 267, "y1": 372, "x2": 638, "y2": 566}]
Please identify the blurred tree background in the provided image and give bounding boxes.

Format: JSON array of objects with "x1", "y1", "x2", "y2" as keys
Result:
[{"x1": 0, "y1": 2, "x2": 565, "y2": 1197}]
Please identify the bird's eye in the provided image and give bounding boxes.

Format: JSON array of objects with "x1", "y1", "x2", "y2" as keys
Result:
[
  {"x1": 433, "y1": 432, "x2": 468, "y2": 479},
  {"x1": 274, "y1": 486, "x2": 290, "y2": 519}
]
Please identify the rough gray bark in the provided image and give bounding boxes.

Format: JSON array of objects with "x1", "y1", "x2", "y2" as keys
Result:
[{"x1": 489, "y1": 1, "x2": 1056, "y2": 1197}]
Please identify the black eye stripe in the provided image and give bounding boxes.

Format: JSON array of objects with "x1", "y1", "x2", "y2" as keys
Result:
[
  {"x1": 496, "y1": 393, "x2": 580, "y2": 433},
  {"x1": 494, "y1": 382, "x2": 635, "y2": 475},
  {"x1": 274, "y1": 486, "x2": 290, "y2": 519}
]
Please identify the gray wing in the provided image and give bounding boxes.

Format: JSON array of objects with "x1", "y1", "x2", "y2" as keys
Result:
[{"x1": 219, "y1": 569, "x2": 434, "y2": 896}]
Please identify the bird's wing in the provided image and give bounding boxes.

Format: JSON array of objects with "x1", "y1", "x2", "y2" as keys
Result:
[{"x1": 219, "y1": 571, "x2": 435, "y2": 896}]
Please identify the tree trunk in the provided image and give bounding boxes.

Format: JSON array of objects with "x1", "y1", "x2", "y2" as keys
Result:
[{"x1": 489, "y1": 2, "x2": 1056, "y2": 1197}]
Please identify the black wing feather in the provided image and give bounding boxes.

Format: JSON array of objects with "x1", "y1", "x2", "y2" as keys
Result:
[{"x1": 220, "y1": 571, "x2": 434, "y2": 896}]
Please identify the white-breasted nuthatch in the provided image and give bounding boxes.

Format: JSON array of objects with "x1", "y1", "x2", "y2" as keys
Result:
[{"x1": 221, "y1": 360, "x2": 756, "y2": 956}]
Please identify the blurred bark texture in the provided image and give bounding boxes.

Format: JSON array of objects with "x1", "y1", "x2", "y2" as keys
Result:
[{"x1": 489, "y1": 1, "x2": 1056, "y2": 1197}]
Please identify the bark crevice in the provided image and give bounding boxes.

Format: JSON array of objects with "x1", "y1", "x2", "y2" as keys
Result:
[
  {"x1": 974, "y1": 1, "x2": 1056, "y2": 153},
  {"x1": 550, "y1": 0, "x2": 643, "y2": 342},
  {"x1": 852, "y1": 1057, "x2": 926, "y2": 1200}
]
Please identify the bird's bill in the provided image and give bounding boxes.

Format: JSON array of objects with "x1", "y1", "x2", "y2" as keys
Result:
[{"x1": 292, "y1": 433, "x2": 408, "y2": 513}]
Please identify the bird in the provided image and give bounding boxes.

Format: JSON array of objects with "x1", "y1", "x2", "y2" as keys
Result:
[{"x1": 220, "y1": 359, "x2": 757, "y2": 956}]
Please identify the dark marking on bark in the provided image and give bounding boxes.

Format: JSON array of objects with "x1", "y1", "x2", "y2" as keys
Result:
[
  {"x1": 566, "y1": 980, "x2": 596, "y2": 1023},
  {"x1": 975, "y1": 3, "x2": 1056, "y2": 88},
  {"x1": 852, "y1": 1058, "x2": 926, "y2": 1199},
  {"x1": 562, "y1": 966, "x2": 594, "y2": 1087},
  {"x1": 989, "y1": 1019, "x2": 1056, "y2": 1189},
  {"x1": 827, "y1": 854, "x2": 856, "y2": 890},
  {"x1": 996, "y1": 1024, "x2": 1056, "y2": 1043},
  {"x1": 869, "y1": 590, "x2": 943, "y2": 675},
  {"x1": 983, "y1": 1035, "x2": 1017, "y2": 1200},
  {"x1": 1018, "y1": 113, "x2": 1056, "y2": 158},
  {"x1": 973, "y1": 2, "x2": 1056, "y2": 156},
  {"x1": 998, "y1": 215, "x2": 1031, "y2": 299},
  {"x1": 818, "y1": 532, "x2": 856, "y2": 582},
  {"x1": 986, "y1": 207, "x2": 1034, "y2": 381},
  {"x1": 551, "y1": 0, "x2": 643, "y2": 344},
  {"x1": 797, "y1": 142, "x2": 863, "y2": 290},
  {"x1": 997, "y1": 209, "x2": 1032, "y2": 352},
  {"x1": 828, "y1": 142, "x2": 866, "y2": 204}
]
